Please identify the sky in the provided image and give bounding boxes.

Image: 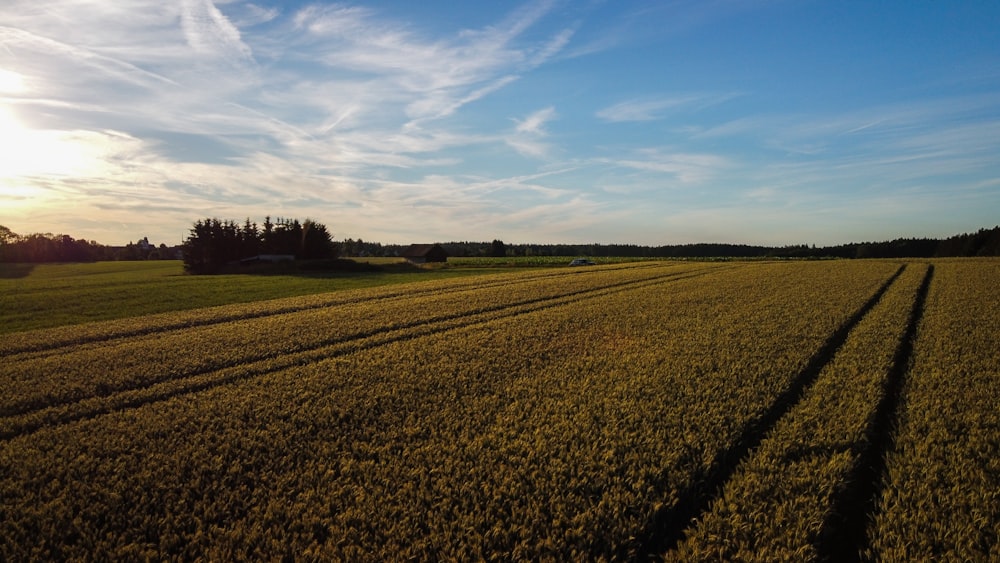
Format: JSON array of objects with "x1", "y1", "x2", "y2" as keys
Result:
[{"x1": 1, "y1": 1, "x2": 999, "y2": 247}]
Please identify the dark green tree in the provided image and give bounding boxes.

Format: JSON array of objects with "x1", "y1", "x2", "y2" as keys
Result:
[
  {"x1": 182, "y1": 216, "x2": 337, "y2": 273},
  {"x1": 489, "y1": 239, "x2": 506, "y2": 258}
]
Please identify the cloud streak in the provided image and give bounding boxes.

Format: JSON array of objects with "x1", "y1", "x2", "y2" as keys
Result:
[{"x1": 179, "y1": 0, "x2": 256, "y2": 66}]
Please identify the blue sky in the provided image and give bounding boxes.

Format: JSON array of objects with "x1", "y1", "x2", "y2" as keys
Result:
[{"x1": 1, "y1": 1, "x2": 998, "y2": 246}]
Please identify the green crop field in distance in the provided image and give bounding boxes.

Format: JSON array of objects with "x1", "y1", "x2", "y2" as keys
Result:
[{"x1": 0, "y1": 260, "x2": 508, "y2": 334}]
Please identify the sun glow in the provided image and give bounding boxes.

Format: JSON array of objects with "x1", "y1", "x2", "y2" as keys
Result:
[
  {"x1": 0, "y1": 104, "x2": 150, "y2": 217},
  {"x1": 0, "y1": 105, "x2": 110, "y2": 209},
  {"x1": 1, "y1": 108, "x2": 35, "y2": 176},
  {"x1": 0, "y1": 69, "x2": 25, "y2": 94},
  {"x1": 1, "y1": 108, "x2": 61, "y2": 181},
  {"x1": 0, "y1": 107, "x2": 124, "y2": 181}
]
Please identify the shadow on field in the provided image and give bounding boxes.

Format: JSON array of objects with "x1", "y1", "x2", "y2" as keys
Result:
[
  {"x1": 207, "y1": 258, "x2": 432, "y2": 278},
  {"x1": 0, "y1": 264, "x2": 36, "y2": 279}
]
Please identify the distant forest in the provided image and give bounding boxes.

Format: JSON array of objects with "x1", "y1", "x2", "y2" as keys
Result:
[
  {"x1": 2, "y1": 223, "x2": 999, "y2": 264},
  {"x1": 344, "y1": 225, "x2": 1000, "y2": 260}
]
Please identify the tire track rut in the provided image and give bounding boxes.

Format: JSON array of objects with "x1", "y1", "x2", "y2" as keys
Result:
[
  {"x1": 628, "y1": 264, "x2": 907, "y2": 560},
  {"x1": 815, "y1": 264, "x2": 934, "y2": 561},
  {"x1": 3, "y1": 262, "x2": 674, "y2": 357},
  {"x1": 0, "y1": 267, "x2": 723, "y2": 441}
]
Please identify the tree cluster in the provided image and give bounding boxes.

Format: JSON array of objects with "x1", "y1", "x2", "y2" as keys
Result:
[{"x1": 181, "y1": 217, "x2": 337, "y2": 273}]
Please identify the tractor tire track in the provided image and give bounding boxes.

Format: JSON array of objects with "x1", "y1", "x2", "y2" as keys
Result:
[
  {"x1": 1, "y1": 266, "x2": 717, "y2": 419},
  {"x1": 628, "y1": 264, "x2": 907, "y2": 560},
  {"x1": 3, "y1": 262, "x2": 676, "y2": 358},
  {"x1": 814, "y1": 264, "x2": 934, "y2": 561},
  {"x1": 0, "y1": 267, "x2": 725, "y2": 441}
]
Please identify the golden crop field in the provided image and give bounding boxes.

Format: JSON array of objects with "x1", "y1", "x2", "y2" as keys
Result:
[{"x1": 1, "y1": 259, "x2": 997, "y2": 560}]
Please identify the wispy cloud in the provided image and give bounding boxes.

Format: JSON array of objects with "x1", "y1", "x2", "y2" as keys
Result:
[
  {"x1": 597, "y1": 96, "x2": 696, "y2": 122},
  {"x1": 228, "y1": 3, "x2": 280, "y2": 28},
  {"x1": 607, "y1": 149, "x2": 731, "y2": 184},
  {"x1": 0, "y1": 26, "x2": 180, "y2": 90},
  {"x1": 179, "y1": 0, "x2": 256, "y2": 66},
  {"x1": 405, "y1": 75, "x2": 520, "y2": 124},
  {"x1": 597, "y1": 97, "x2": 699, "y2": 122},
  {"x1": 289, "y1": 1, "x2": 571, "y2": 126},
  {"x1": 597, "y1": 92, "x2": 741, "y2": 122},
  {"x1": 507, "y1": 106, "x2": 557, "y2": 158},
  {"x1": 514, "y1": 106, "x2": 556, "y2": 134}
]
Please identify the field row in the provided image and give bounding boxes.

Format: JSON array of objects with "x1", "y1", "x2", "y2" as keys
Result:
[
  {"x1": 1, "y1": 261, "x2": 671, "y2": 355},
  {"x1": 0, "y1": 263, "x2": 720, "y2": 435},
  {"x1": 2, "y1": 259, "x2": 996, "y2": 560}
]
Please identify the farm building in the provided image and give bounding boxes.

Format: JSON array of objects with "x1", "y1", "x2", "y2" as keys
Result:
[{"x1": 401, "y1": 243, "x2": 448, "y2": 264}]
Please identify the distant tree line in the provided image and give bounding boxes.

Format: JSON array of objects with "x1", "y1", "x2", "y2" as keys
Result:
[
  {"x1": 182, "y1": 217, "x2": 337, "y2": 273},
  {"x1": 338, "y1": 226, "x2": 1000, "y2": 260},
  {"x1": 4, "y1": 223, "x2": 999, "y2": 265},
  {"x1": 771, "y1": 226, "x2": 1000, "y2": 258},
  {"x1": 0, "y1": 225, "x2": 176, "y2": 263}
]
